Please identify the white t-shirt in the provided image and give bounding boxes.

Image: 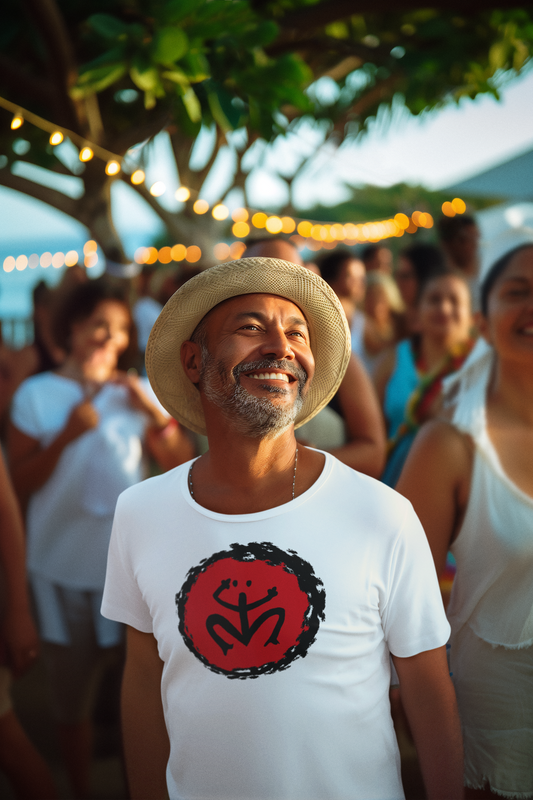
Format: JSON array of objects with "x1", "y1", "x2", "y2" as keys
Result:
[
  {"x1": 11, "y1": 372, "x2": 163, "y2": 589},
  {"x1": 102, "y1": 453, "x2": 449, "y2": 800}
]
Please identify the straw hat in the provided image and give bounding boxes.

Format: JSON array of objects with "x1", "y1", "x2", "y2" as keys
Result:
[{"x1": 146, "y1": 257, "x2": 351, "y2": 435}]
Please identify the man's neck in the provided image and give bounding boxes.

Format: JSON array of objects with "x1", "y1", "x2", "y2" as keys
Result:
[{"x1": 189, "y1": 427, "x2": 325, "y2": 515}]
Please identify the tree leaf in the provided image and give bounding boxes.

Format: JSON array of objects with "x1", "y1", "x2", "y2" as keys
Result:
[
  {"x1": 87, "y1": 14, "x2": 130, "y2": 41},
  {"x1": 182, "y1": 87, "x2": 202, "y2": 122},
  {"x1": 162, "y1": 0, "x2": 199, "y2": 25},
  {"x1": 162, "y1": 69, "x2": 191, "y2": 87},
  {"x1": 71, "y1": 63, "x2": 127, "y2": 97},
  {"x1": 152, "y1": 27, "x2": 189, "y2": 65},
  {"x1": 130, "y1": 64, "x2": 160, "y2": 92}
]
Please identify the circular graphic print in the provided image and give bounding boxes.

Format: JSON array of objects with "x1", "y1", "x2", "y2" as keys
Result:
[{"x1": 176, "y1": 542, "x2": 326, "y2": 679}]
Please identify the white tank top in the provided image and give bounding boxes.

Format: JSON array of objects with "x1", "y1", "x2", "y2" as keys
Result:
[{"x1": 447, "y1": 356, "x2": 533, "y2": 648}]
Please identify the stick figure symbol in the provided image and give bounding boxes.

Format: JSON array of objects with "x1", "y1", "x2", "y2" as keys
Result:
[{"x1": 206, "y1": 578, "x2": 285, "y2": 656}]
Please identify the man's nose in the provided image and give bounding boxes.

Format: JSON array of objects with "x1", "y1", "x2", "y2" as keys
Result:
[{"x1": 259, "y1": 328, "x2": 294, "y2": 360}]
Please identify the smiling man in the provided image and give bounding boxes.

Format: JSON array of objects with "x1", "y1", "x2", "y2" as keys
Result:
[{"x1": 101, "y1": 258, "x2": 463, "y2": 800}]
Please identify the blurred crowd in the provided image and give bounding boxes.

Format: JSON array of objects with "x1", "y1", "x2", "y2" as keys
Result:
[{"x1": 1, "y1": 208, "x2": 532, "y2": 800}]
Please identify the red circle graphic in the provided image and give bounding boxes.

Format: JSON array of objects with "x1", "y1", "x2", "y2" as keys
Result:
[{"x1": 176, "y1": 542, "x2": 326, "y2": 679}]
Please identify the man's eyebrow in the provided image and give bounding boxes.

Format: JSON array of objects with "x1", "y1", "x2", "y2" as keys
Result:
[{"x1": 233, "y1": 311, "x2": 308, "y2": 327}]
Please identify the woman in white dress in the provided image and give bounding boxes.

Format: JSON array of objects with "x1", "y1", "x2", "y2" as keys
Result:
[
  {"x1": 397, "y1": 228, "x2": 533, "y2": 799},
  {"x1": 8, "y1": 278, "x2": 193, "y2": 799}
]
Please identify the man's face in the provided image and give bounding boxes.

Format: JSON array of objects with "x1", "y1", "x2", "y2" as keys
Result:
[{"x1": 197, "y1": 294, "x2": 315, "y2": 438}]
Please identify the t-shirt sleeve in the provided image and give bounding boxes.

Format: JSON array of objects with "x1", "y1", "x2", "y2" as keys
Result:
[
  {"x1": 381, "y1": 502, "x2": 450, "y2": 658},
  {"x1": 10, "y1": 379, "x2": 41, "y2": 438},
  {"x1": 101, "y1": 491, "x2": 154, "y2": 633}
]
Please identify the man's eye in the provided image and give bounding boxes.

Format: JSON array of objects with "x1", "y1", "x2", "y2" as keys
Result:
[
  {"x1": 241, "y1": 325, "x2": 260, "y2": 331},
  {"x1": 289, "y1": 330, "x2": 305, "y2": 338}
]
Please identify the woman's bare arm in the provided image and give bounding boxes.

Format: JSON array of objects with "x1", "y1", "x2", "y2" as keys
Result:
[
  {"x1": 8, "y1": 402, "x2": 99, "y2": 506},
  {"x1": 328, "y1": 354, "x2": 387, "y2": 478},
  {"x1": 395, "y1": 420, "x2": 473, "y2": 576}
]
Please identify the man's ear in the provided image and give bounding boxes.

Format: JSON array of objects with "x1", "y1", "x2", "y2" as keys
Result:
[{"x1": 181, "y1": 341, "x2": 202, "y2": 385}]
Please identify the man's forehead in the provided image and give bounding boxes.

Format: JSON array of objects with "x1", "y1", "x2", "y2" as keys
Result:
[{"x1": 202, "y1": 293, "x2": 309, "y2": 328}]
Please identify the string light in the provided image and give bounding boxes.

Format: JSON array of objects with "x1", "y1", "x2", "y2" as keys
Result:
[
  {"x1": 150, "y1": 181, "x2": 166, "y2": 197},
  {"x1": 65, "y1": 250, "x2": 78, "y2": 266},
  {"x1": 83, "y1": 240, "x2": 97, "y2": 255},
  {"x1": 185, "y1": 245, "x2": 202, "y2": 263},
  {"x1": 175, "y1": 186, "x2": 190, "y2": 202},
  {"x1": 79, "y1": 147, "x2": 94, "y2": 162},
  {"x1": 105, "y1": 160, "x2": 121, "y2": 176},
  {"x1": 212, "y1": 203, "x2": 229, "y2": 221},
  {"x1": 451, "y1": 198, "x2": 466, "y2": 214},
  {"x1": 265, "y1": 216, "x2": 283, "y2": 234},
  {"x1": 193, "y1": 199, "x2": 209, "y2": 214},
  {"x1": 158, "y1": 246, "x2": 172, "y2": 263},
  {"x1": 1, "y1": 98, "x2": 439, "y2": 247},
  {"x1": 232, "y1": 208, "x2": 248, "y2": 222},
  {"x1": 232, "y1": 221, "x2": 250, "y2": 238}
]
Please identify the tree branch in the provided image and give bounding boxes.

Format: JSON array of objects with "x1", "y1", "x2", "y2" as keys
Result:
[
  {"x1": 0, "y1": 169, "x2": 82, "y2": 220},
  {"x1": 124, "y1": 178, "x2": 189, "y2": 241}
]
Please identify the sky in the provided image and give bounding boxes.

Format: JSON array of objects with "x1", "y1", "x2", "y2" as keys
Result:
[{"x1": 1, "y1": 67, "x2": 533, "y2": 319}]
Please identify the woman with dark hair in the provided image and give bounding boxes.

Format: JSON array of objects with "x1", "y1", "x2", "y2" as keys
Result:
[
  {"x1": 7, "y1": 277, "x2": 193, "y2": 799},
  {"x1": 374, "y1": 267, "x2": 474, "y2": 486},
  {"x1": 397, "y1": 229, "x2": 533, "y2": 799}
]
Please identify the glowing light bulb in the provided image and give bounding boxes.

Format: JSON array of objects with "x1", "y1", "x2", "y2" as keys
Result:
[
  {"x1": 79, "y1": 147, "x2": 93, "y2": 162},
  {"x1": 232, "y1": 208, "x2": 248, "y2": 223},
  {"x1": 105, "y1": 160, "x2": 121, "y2": 176},
  {"x1": 214, "y1": 243, "x2": 231, "y2": 261},
  {"x1": 452, "y1": 198, "x2": 466, "y2": 214},
  {"x1": 212, "y1": 204, "x2": 229, "y2": 221},
  {"x1": 131, "y1": 170, "x2": 145, "y2": 185},
  {"x1": 186, "y1": 245, "x2": 201, "y2": 263},
  {"x1": 65, "y1": 250, "x2": 78, "y2": 266},
  {"x1": 193, "y1": 199, "x2": 209, "y2": 215},
  {"x1": 251, "y1": 212, "x2": 267, "y2": 229},
  {"x1": 150, "y1": 182, "x2": 166, "y2": 197},
  {"x1": 281, "y1": 217, "x2": 296, "y2": 234},
  {"x1": 83, "y1": 240, "x2": 97, "y2": 255},
  {"x1": 49, "y1": 131, "x2": 64, "y2": 145},
  {"x1": 232, "y1": 222, "x2": 250, "y2": 238},
  {"x1": 442, "y1": 202, "x2": 456, "y2": 217},
  {"x1": 265, "y1": 216, "x2": 282, "y2": 234},
  {"x1": 11, "y1": 114, "x2": 23, "y2": 130},
  {"x1": 171, "y1": 244, "x2": 186, "y2": 261},
  {"x1": 175, "y1": 186, "x2": 190, "y2": 202}
]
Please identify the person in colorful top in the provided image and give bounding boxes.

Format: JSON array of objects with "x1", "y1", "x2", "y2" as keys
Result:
[{"x1": 374, "y1": 267, "x2": 474, "y2": 487}]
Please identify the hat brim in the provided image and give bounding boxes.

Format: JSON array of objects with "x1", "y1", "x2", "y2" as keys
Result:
[{"x1": 146, "y1": 257, "x2": 351, "y2": 435}]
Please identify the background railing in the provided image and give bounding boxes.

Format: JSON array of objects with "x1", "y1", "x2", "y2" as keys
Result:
[{"x1": 0, "y1": 317, "x2": 34, "y2": 349}]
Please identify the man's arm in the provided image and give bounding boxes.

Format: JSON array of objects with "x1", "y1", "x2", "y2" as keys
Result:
[
  {"x1": 392, "y1": 646, "x2": 464, "y2": 800},
  {"x1": 122, "y1": 626, "x2": 169, "y2": 800}
]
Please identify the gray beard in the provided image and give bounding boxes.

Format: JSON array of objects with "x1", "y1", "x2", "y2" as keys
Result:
[{"x1": 199, "y1": 349, "x2": 308, "y2": 439}]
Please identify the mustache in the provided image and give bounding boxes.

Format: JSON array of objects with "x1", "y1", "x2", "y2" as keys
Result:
[{"x1": 232, "y1": 359, "x2": 308, "y2": 385}]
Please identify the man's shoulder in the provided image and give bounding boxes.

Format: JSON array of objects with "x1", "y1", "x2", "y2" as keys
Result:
[
  {"x1": 117, "y1": 460, "x2": 191, "y2": 512},
  {"x1": 326, "y1": 455, "x2": 415, "y2": 527}
]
